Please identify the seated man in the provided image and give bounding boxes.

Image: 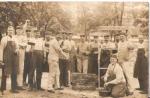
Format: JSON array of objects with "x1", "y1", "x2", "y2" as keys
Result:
[{"x1": 103, "y1": 55, "x2": 126, "y2": 97}]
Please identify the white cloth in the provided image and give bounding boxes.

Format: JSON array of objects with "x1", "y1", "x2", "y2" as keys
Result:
[
  {"x1": 122, "y1": 49, "x2": 137, "y2": 93},
  {"x1": 105, "y1": 63, "x2": 126, "y2": 84},
  {"x1": 48, "y1": 38, "x2": 65, "y2": 61},
  {"x1": 33, "y1": 38, "x2": 44, "y2": 51},
  {"x1": 17, "y1": 48, "x2": 25, "y2": 86},
  {"x1": 101, "y1": 41, "x2": 116, "y2": 49},
  {"x1": 15, "y1": 35, "x2": 26, "y2": 86},
  {"x1": 47, "y1": 60, "x2": 60, "y2": 90},
  {"x1": 61, "y1": 39, "x2": 72, "y2": 59},
  {"x1": 117, "y1": 41, "x2": 130, "y2": 63}
]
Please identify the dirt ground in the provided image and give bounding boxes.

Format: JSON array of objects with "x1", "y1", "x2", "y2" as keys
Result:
[{"x1": 0, "y1": 73, "x2": 148, "y2": 98}]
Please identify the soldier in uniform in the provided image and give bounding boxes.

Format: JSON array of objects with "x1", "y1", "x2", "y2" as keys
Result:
[
  {"x1": 0, "y1": 26, "x2": 19, "y2": 93},
  {"x1": 47, "y1": 33, "x2": 67, "y2": 93},
  {"x1": 77, "y1": 34, "x2": 90, "y2": 74}
]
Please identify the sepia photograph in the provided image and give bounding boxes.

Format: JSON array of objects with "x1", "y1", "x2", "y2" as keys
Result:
[{"x1": 0, "y1": 1, "x2": 149, "y2": 98}]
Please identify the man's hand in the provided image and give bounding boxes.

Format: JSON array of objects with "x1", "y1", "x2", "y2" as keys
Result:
[
  {"x1": 0, "y1": 60, "x2": 4, "y2": 67},
  {"x1": 104, "y1": 82, "x2": 109, "y2": 88},
  {"x1": 104, "y1": 76, "x2": 107, "y2": 82}
]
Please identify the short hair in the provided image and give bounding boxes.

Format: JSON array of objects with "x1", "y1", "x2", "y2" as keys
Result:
[{"x1": 110, "y1": 54, "x2": 118, "y2": 59}]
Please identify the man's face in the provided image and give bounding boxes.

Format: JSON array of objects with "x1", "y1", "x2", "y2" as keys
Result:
[
  {"x1": 7, "y1": 27, "x2": 14, "y2": 36},
  {"x1": 16, "y1": 29, "x2": 22, "y2": 36},
  {"x1": 104, "y1": 37, "x2": 109, "y2": 42},
  {"x1": 26, "y1": 20, "x2": 31, "y2": 26},
  {"x1": 80, "y1": 36, "x2": 85, "y2": 42},
  {"x1": 120, "y1": 35, "x2": 126, "y2": 42},
  {"x1": 110, "y1": 57, "x2": 117, "y2": 64},
  {"x1": 139, "y1": 38, "x2": 144, "y2": 43}
]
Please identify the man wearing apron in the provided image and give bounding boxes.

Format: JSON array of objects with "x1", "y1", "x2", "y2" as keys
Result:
[
  {"x1": 0, "y1": 26, "x2": 19, "y2": 93},
  {"x1": 134, "y1": 35, "x2": 148, "y2": 93},
  {"x1": 117, "y1": 33, "x2": 135, "y2": 95}
]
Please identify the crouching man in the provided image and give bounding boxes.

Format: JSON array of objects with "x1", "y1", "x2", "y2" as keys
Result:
[{"x1": 103, "y1": 55, "x2": 126, "y2": 97}]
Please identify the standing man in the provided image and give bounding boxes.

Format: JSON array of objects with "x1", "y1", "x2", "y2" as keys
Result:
[
  {"x1": 89, "y1": 35, "x2": 99, "y2": 75},
  {"x1": 77, "y1": 34, "x2": 90, "y2": 74},
  {"x1": 23, "y1": 28, "x2": 33, "y2": 86},
  {"x1": 15, "y1": 26, "x2": 27, "y2": 89},
  {"x1": 117, "y1": 33, "x2": 129, "y2": 64},
  {"x1": 68, "y1": 33, "x2": 76, "y2": 73},
  {"x1": 117, "y1": 33, "x2": 135, "y2": 95},
  {"x1": 99, "y1": 34, "x2": 116, "y2": 86},
  {"x1": 61, "y1": 32, "x2": 72, "y2": 87},
  {"x1": 28, "y1": 28, "x2": 44, "y2": 91},
  {"x1": 59, "y1": 32, "x2": 67, "y2": 87},
  {"x1": 0, "y1": 26, "x2": 19, "y2": 93},
  {"x1": 134, "y1": 35, "x2": 148, "y2": 93},
  {"x1": 47, "y1": 33, "x2": 67, "y2": 93}
]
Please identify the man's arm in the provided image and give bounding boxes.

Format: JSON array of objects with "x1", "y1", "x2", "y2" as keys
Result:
[
  {"x1": 107, "y1": 65, "x2": 124, "y2": 84},
  {"x1": 0, "y1": 37, "x2": 7, "y2": 62},
  {"x1": 53, "y1": 40, "x2": 67, "y2": 59}
]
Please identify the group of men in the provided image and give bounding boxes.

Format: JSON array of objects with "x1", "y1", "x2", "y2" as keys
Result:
[{"x1": 0, "y1": 20, "x2": 148, "y2": 96}]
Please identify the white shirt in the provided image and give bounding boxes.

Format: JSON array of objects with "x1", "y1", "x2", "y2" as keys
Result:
[
  {"x1": 117, "y1": 41, "x2": 130, "y2": 62},
  {"x1": 101, "y1": 41, "x2": 116, "y2": 49},
  {"x1": 15, "y1": 35, "x2": 27, "y2": 48},
  {"x1": 33, "y1": 38, "x2": 44, "y2": 51},
  {"x1": 105, "y1": 63, "x2": 126, "y2": 84},
  {"x1": 61, "y1": 39, "x2": 72, "y2": 59},
  {"x1": 48, "y1": 38, "x2": 65, "y2": 61}
]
